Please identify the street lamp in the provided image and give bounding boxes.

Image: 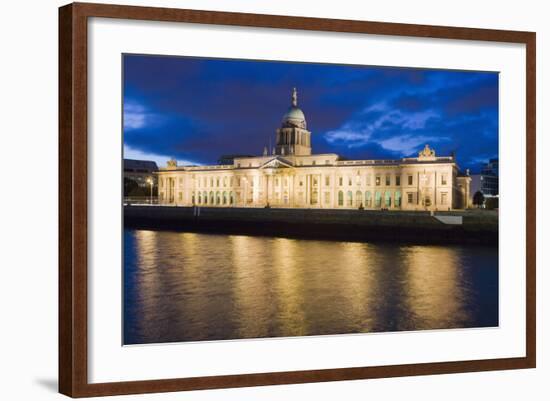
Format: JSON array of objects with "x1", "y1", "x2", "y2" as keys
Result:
[{"x1": 146, "y1": 177, "x2": 153, "y2": 204}]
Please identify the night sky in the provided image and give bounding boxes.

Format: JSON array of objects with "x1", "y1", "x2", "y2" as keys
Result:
[{"x1": 123, "y1": 54, "x2": 498, "y2": 173}]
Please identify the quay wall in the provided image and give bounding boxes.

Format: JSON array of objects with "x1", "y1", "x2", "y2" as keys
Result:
[{"x1": 124, "y1": 206, "x2": 498, "y2": 245}]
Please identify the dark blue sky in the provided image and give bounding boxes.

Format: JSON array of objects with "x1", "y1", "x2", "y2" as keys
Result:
[{"x1": 123, "y1": 54, "x2": 498, "y2": 173}]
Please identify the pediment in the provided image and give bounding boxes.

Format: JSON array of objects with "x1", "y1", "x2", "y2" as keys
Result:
[{"x1": 259, "y1": 157, "x2": 294, "y2": 169}]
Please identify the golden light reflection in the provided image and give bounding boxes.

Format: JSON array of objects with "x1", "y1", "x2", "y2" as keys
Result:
[
  {"x1": 403, "y1": 246, "x2": 469, "y2": 329},
  {"x1": 271, "y1": 238, "x2": 306, "y2": 336},
  {"x1": 230, "y1": 235, "x2": 273, "y2": 338}
]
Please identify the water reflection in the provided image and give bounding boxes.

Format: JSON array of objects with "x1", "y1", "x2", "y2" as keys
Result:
[{"x1": 124, "y1": 229, "x2": 498, "y2": 344}]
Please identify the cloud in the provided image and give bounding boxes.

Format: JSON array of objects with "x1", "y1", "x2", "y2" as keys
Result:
[
  {"x1": 376, "y1": 134, "x2": 449, "y2": 155},
  {"x1": 123, "y1": 101, "x2": 165, "y2": 131},
  {"x1": 324, "y1": 102, "x2": 441, "y2": 153}
]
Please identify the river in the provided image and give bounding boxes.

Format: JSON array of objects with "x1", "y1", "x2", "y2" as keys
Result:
[{"x1": 124, "y1": 229, "x2": 498, "y2": 344}]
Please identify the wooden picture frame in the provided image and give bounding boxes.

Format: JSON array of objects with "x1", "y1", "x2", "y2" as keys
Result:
[{"x1": 59, "y1": 2, "x2": 536, "y2": 397}]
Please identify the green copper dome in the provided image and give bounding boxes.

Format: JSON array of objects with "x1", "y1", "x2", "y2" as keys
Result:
[{"x1": 281, "y1": 88, "x2": 306, "y2": 129}]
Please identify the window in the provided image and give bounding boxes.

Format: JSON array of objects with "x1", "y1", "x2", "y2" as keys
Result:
[
  {"x1": 325, "y1": 160, "x2": 330, "y2": 165},
  {"x1": 313, "y1": 178, "x2": 317, "y2": 186},
  {"x1": 203, "y1": 191, "x2": 207, "y2": 204},
  {"x1": 375, "y1": 176, "x2": 381, "y2": 186},
  {"x1": 385, "y1": 191, "x2": 392, "y2": 207},
  {"x1": 223, "y1": 192, "x2": 227, "y2": 204},
  {"x1": 396, "y1": 176, "x2": 401, "y2": 186},
  {"x1": 216, "y1": 178, "x2": 220, "y2": 187},
  {"x1": 441, "y1": 174, "x2": 448, "y2": 185},
  {"x1": 338, "y1": 191, "x2": 344, "y2": 206},
  {"x1": 407, "y1": 193, "x2": 414, "y2": 204},
  {"x1": 223, "y1": 177, "x2": 227, "y2": 186},
  {"x1": 339, "y1": 177, "x2": 343, "y2": 186},
  {"x1": 356, "y1": 191, "x2": 363, "y2": 207},
  {"x1": 348, "y1": 177, "x2": 352, "y2": 186},
  {"x1": 210, "y1": 178, "x2": 214, "y2": 187},
  {"x1": 324, "y1": 192, "x2": 330, "y2": 203},
  {"x1": 385, "y1": 175, "x2": 391, "y2": 186},
  {"x1": 441, "y1": 192, "x2": 448, "y2": 205},
  {"x1": 375, "y1": 191, "x2": 382, "y2": 207},
  {"x1": 347, "y1": 191, "x2": 353, "y2": 206},
  {"x1": 299, "y1": 180, "x2": 303, "y2": 186},
  {"x1": 275, "y1": 178, "x2": 279, "y2": 186},
  {"x1": 395, "y1": 191, "x2": 402, "y2": 207},
  {"x1": 355, "y1": 174, "x2": 361, "y2": 185},
  {"x1": 325, "y1": 176, "x2": 330, "y2": 186},
  {"x1": 366, "y1": 175, "x2": 371, "y2": 186},
  {"x1": 408, "y1": 175, "x2": 413, "y2": 185},
  {"x1": 312, "y1": 160, "x2": 316, "y2": 165},
  {"x1": 216, "y1": 191, "x2": 221, "y2": 205}
]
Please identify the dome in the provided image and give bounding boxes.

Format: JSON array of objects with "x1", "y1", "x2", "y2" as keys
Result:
[
  {"x1": 281, "y1": 88, "x2": 306, "y2": 129},
  {"x1": 282, "y1": 106, "x2": 306, "y2": 124}
]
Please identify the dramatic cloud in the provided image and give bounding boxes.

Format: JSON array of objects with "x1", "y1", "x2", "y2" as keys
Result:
[{"x1": 123, "y1": 55, "x2": 498, "y2": 172}]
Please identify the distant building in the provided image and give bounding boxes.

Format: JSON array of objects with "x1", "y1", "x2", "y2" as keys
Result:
[
  {"x1": 157, "y1": 88, "x2": 471, "y2": 210},
  {"x1": 470, "y1": 158, "x2": 499, "y2": 205},
  {"x1": 124, "y1": 159, "x2": 158, "y2": 187}
]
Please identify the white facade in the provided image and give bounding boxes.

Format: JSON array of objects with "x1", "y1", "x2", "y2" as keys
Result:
[{"x1": 157, "y1": 89, "x2": 471, "y2": 211}]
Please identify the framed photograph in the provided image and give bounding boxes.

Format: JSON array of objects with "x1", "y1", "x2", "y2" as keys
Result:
[{"x1": 59, "y1": 2, "x2": 536, "y2": 397}]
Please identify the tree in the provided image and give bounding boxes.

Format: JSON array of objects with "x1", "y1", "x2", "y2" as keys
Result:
[
  {"x1": 473, "y1": 191, "x2": 485, "y2": 208},
  {"x1": 485, "y1": 197, "x2": 499, "y2": 210}
]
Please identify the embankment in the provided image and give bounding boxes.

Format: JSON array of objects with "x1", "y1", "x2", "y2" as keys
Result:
[{"x1": 124, "y1": 206, "x2": 498, "y2": 245}]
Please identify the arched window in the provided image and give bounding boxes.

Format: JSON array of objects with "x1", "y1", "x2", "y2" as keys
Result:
[
  {"x1": 385, "y1": 191, "x2": 392, "y2": 207},
  {"x1": 209, "y1": 191, "x2": 214, "y2": 205},
  {"x1": 216, "y1": 191, "x2": 221, "y2": 205},
  {"x1": 198, "y1": 193, "x2": 202, "y2": 204},
  {"x1": 395, "y1": 191, "x2": 402, "y2": 207},
  {"x1": 356, "y1": 190, "x2": 363, "y2": 207},
  {"x1": 203, "y1": 191, "x2": 207, "y2": 205},
  {"x1": 230, "y1": 192, "x2": 234, "y2": 205},
  {"x1": 338, "y1": 190, "x2": 344, "y2": 206},
  {"x1": 347, "y1": 191, "x2": 353, "y2": 206},
  {"x1": 223, "y1": 191, "x2": 227, "y2": 205},
  {"x1": 365, "y1": 191, "x2": 372, "y2": 207},
  {"x1": 375, "y1": 191, "x2": 382, "y2": 207},
  {"x1": 191, "y1": 192, "x2": 195, "y2": 204}
]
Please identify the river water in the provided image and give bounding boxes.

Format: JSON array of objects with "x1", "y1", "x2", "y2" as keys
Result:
[{"x1": 124, "y1": 229, "x2": 498, "y2": 345}]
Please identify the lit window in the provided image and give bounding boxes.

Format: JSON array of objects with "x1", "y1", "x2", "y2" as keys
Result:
[{"x1": 375, "y1": 176, "x2": 381, "y2": 186}]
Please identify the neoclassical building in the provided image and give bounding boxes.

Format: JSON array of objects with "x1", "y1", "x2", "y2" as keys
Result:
[{"x1": 158, "y1": 88, "x2": 471, "y2": 210}]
